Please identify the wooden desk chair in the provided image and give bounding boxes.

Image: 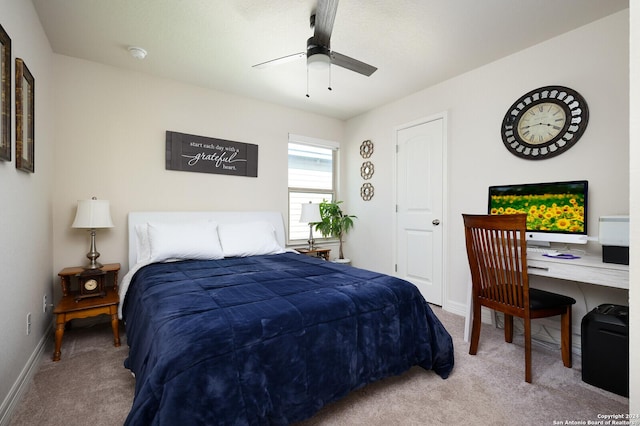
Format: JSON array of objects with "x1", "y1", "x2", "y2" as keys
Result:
[{"x1": 462, "y1": 213, "x2": 576, "y2": 383}]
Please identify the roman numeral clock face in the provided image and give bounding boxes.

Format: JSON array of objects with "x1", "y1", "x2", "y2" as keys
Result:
[{"x1": 501, "y1": 86, "x2": 589, "y2": 160}]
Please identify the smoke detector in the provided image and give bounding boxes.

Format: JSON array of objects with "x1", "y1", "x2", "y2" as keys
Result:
[{"x1": 128, "y1": 46, "x2": 147, "y2": 60}]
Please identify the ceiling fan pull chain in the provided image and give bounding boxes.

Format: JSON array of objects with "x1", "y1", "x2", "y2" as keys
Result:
[
  {"x1": 306, "y1": 66, "x2": 310, "y2": 98},
  {"x1": 328, "y1": 65, "x2": 332, "y2": 91}
]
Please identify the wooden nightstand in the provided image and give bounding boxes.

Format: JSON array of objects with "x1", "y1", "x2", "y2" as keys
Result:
[
  {"x1": 297, "y1": 248, "x2": 331, "y2": 261},
  {"x1": 53, "y1": 263, "x2": 121, "y2": 362}
]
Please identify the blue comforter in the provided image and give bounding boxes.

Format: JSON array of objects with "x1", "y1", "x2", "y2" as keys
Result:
[{"x1": 123, "y1": 252, "x2": 454, "y2": 425}]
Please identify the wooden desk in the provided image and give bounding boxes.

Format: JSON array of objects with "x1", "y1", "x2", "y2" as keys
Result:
[
  {"x1": 526, "y1": 252, "x2": 628, "y2": 289},
  {"x1": 463, "y1": 252, "x2": 629, "y2": 342}
]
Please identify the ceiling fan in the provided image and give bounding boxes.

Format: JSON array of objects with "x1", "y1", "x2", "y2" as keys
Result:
[{"x1": 252, "y1": 0, "x2": 377, "y2": 77}]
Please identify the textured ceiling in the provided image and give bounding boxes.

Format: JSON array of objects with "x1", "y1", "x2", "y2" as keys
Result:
[{"x1": 32, "y1": 0, "x2": 628, "y2": 120}]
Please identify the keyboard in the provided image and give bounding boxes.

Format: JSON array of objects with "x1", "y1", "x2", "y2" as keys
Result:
[{"x1": 526, "y1": 247, "x2": 559, "y2": 255}]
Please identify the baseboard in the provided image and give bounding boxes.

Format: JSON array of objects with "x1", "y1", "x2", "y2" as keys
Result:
[
  {"x1": 0, "y1": 324, "x2": 51, "y2": 426},
  {"x1": 443, "y1": 299, "x2": 467, "y2": 318},
  {"x1": 443, "y1": 300, "x2": 494, "y2": 324}
]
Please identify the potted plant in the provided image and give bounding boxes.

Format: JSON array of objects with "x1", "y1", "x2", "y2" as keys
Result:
[{"x1": 314, "y1": 200, "x2": 356, "y2": 261}]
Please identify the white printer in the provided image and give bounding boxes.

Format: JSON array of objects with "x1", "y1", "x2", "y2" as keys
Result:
[{"x1": 598, "y1": 216, "x2": 629, "y2": 265}]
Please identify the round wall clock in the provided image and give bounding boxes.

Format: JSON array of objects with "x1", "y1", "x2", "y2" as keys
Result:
[{"x1": 500, "y1": 86, "x2": 589, "y2": 160}]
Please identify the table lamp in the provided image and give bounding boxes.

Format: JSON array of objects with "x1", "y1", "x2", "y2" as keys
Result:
[
  {"x1": 299, "y1": 202, "x2": 322, "y2": 250},
  {"x1": 72, "y1": 197, "x2": 114, "y2": 269}
]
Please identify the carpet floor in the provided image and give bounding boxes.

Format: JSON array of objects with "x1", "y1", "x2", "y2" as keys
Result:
[{"x1": 9, "y1": 306, "x2": 628, "y2": 425}]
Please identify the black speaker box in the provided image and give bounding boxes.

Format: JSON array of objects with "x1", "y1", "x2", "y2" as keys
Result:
[
  {"x1": 602, "y1": 245, "x2": 629, "y2": 265},
  {"x1": 581, "y1": 304, "x2": 629, "y2": 397}
]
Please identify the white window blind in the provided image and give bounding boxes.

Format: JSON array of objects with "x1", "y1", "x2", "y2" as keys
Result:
[{"x1": 288, "y1": 135, "x2": 337, "y2": 243}]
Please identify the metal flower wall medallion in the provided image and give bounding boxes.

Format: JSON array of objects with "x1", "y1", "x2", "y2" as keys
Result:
[
  {"x1": 361, "y1": 183, "x2": 374, "y2": 201},
  {"x1": 360, "y1": 140, "x2": 373, "y2": 158},
  {"x1": 359, "y1": 140, "x2": 374, "y2": 201},
  {"x1": 360, "y1": 161, "x2": 374, "y2": 180}
]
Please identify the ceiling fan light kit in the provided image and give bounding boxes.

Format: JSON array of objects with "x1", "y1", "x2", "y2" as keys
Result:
[
  {"x1": 307, "y1": 40, "x2": 331, "y2": 70},
  {"x1": 307, "y1": 54, "x2": 330, "y2": 70}
]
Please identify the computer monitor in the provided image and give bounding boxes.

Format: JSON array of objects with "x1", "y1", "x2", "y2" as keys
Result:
[{"x1": 488, "y1": 180, "x2": 589, "y2": 246}]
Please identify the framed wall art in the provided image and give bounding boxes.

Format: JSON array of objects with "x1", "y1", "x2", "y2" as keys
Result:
[
  {"x1": 0, "y1": 23, "x2": 11, "y2": 162},
  {"x1": 15, "y1": 58, "x2": 34, "y2": 173}
]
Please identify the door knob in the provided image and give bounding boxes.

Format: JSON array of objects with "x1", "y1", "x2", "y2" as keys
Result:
[{"x1": 432, "y1": 219, "x2": 440, "y2": 226}]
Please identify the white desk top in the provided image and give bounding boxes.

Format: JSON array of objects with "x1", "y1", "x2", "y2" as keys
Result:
[
  {"x1": 527, "y1": 252, "x2": 629, "y2": 290},
  {"x1": 463, "y1": 251, "x2": 629, "y2": 342}
]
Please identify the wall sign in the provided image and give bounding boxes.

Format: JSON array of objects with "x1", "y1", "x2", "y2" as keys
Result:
[{"x1": 166, "y1": 131, "x2": 258, "y2": 177}]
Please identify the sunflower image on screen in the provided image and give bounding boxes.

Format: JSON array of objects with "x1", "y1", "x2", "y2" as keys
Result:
[{"x1": 488, "y1": 181, "x2": 587, "y2": 234}]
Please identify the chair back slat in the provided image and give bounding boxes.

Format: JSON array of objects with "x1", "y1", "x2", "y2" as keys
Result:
[{"x1": 463, "y1": 214, "x2": 529, "y2": 313}]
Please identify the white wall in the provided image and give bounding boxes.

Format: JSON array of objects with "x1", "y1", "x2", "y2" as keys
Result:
[
  {"x1": 51, "y1": 56, "x2": 345, "y2": 281},
  {"x1": 0, "y1": 0, "x2": 54, "y2": 421},
  {"x1": 344, "y1": 11, "x2": 629, "y2": 335},
  {"x1": 628, "y1": 1, "x2": 639, "y2": 415}
]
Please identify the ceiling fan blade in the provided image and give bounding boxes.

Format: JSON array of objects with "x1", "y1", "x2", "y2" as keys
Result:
[
  {"x1": 330, "y1": 51, "x2": 377, "y2": 76},
  {"x1": 313, "y1": 0, "x2": 338, "y2": 47},
  {"x1": 252, "y1": 52, "x2": 305, "y2": 69}
]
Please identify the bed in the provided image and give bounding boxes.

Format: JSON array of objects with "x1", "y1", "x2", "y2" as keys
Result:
[{"x1": 120, "y1": 211, "x2": 454, "y2": 425}]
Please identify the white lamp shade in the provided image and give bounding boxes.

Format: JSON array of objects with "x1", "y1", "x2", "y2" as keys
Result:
[
  {"x1": 71, "y1": 199, "x2": 114, "y2": 229},
  {"x1": 299, "y1": 202, "x2": 322, "y2": 223},
  {"x1": 307, "y1": 53, "x2": 330, "y2": 70}
]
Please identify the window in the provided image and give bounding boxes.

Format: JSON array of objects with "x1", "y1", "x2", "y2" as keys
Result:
[{"x1": 288, "y1": 135, "x2": 338, "y2": 243}]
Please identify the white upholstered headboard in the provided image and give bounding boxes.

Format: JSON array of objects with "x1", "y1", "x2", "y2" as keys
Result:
[{"x1": 127, "y1": 211, "x2": 286, "y2": 269}]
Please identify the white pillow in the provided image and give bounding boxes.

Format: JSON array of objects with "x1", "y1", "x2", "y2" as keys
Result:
[
  {"x1": 147, "y1": 220, "x2": 224, "y2": 262},
  {"x1": 218, "y1": 221, "x2": 285, "y2": 257},
  {"x1": 135, "y1": 223, "x2": 151, "y2": 263}
]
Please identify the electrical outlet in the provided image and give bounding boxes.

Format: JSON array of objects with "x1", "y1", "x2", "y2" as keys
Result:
[
  {"x1": 26, "y1": 312, "x2": 31, "y2": 335},
  {"x1": 43, "y1": 295, "x2": 47, "y2": 313}
]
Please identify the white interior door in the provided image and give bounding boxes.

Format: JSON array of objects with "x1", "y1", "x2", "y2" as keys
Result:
[{"x1": 395, "y1": 116, "x2": 444, "y2": 305}]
